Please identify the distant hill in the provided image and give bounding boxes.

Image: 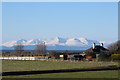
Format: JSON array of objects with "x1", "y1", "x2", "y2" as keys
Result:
[{"x1": 0, "y1": 37, "x2": 112, "y2": 50}]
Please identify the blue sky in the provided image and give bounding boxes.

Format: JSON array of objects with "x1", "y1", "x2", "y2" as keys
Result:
[{"x1": 2, "y1": 2, "x2": 118, "y2": 43}]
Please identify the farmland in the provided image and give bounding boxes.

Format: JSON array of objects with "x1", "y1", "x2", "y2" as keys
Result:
[{"x1": 2, "y1": 60, "x2": 118, "y2": 72}]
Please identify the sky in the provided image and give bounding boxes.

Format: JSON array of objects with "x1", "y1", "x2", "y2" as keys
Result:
[{"x1": 2, "y1": 2, "x2": 118, "y2": 43}]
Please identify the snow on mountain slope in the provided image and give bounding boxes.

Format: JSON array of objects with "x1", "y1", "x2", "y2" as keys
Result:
[
  {"x1": 46, "y1": 37, "x2": 67, "y2": 46},
  {"x1": 78, "y1": 37, "x2": 88, "y2": 45},
  {"x1": 66, "y1": 38, "x2": 85, "y2": 46},
  {"x1": 1, "y1": 39, "x2": 28, "y2": 47},
  {"x1": 1, "y1": 37, "x2": 111, "y2": 50},
  {"x1": 16, "y1": 39, "x2": 27, "y2": 44},
  {"x1": 78, "y1": 37, "x2": 100, "y2": 46},
  {"x1": 1, "y1": 41, "x2": 17, "y2": 47},
  {"x1": 100, "y1": 41, "x2": 112, "y2": 47},
  {"x1": 25, "y1": 39, "x2": 43, "y2": 45}
]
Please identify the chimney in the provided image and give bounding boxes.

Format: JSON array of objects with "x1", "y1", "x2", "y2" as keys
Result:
[
  {"x1": 100, "y1": 43, "x2": 103, "y2": 47},
  {"x1": 93, "y1": 43, "x2": 95, "y2": 49}
]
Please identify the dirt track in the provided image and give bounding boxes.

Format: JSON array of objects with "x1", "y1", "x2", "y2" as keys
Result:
[{"x1": 2, "y1": 65, "x2": 120, "y2": 76}]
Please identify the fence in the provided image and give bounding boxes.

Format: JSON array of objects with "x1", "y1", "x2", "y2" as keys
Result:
[{"x1": 0, "y1": 57, "x2": 48, "y2": 60}]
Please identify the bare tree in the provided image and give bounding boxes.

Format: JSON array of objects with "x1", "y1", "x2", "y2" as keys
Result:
[
  {"x1": 14, "y1": 44, "x2": 24, "y2": 56},
  {"x1": 35, "y1": 42, "x2": 46, "y2": 56},
  {"x1": 108, "y1": 40, "x2": 120, "y2": 54}
]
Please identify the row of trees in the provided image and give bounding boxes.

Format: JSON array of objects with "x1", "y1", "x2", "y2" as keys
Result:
[{"x1": 14, "y1": 42, "x2": 46, "y2": 56}]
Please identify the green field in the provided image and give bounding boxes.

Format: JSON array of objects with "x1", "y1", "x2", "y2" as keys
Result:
[
  {"x1": 2, "y1": 60, "x2": 118, "y2": 72},
  {"x1": 3, "y1": 70, "x2": 119, "y2": 78},
  {"x1": 2, "y1": 60, "x2": 119, "y2": 78}
]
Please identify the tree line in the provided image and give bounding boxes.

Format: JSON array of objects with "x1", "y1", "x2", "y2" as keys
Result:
[{"x1": 2, "y1": 42, "x2": 46, "y2": 57}]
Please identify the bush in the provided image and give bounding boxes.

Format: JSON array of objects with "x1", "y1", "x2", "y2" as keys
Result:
[
  {"x1": 48, "y1": 51, "x2": 60, "y2": 59},
  {"x1": 111, "y1": 54, "x2": 120, "y2": 61},
  {"x1": 98, "y1": 53, "x2": 111, "y2": 61}
]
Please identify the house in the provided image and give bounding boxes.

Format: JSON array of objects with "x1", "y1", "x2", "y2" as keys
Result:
[
  {"x1": 92, "y1": 43, "x2": 108, "y2": 53},
  {"x1": 84, "y1": 43, "x2": 108, "y2": 61}
]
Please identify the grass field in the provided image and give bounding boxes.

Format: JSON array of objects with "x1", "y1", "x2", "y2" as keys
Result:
[
  {"x1": 2, "y1": 60, "x2": 118, "y2": 72},
  {"x1": 3, "y1": 70, "x2": 119, "y2": 78}
]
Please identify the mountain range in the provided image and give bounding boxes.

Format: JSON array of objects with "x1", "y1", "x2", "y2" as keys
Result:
[{"x1": 0, "y1": 37, "x2": 112, "y2": 50}]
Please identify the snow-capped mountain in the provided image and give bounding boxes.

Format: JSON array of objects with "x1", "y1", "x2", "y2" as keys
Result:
[
  {"x1": 66, "y1": 38, "x2": 85, "y2": 46},
  {"x1": 0, "y1": 37, "x2": 112, "y2": 50},
  {"x1": 46, "y1": 37, "x2": 67, "y2": 46},
  {"x1": 26, "y1": 39, "x2": 43, "y2": 45},
  {"x1": 1, "y1": 39, "x2": 43, "y2": 47}
]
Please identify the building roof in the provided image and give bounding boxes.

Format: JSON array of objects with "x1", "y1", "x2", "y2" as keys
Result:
[
  {"x1": 93, "y1": 45, "x2": 108, "y2": 53},
  {"x1": 84, "y1": 45, "x2": 108, "y2": 54}
]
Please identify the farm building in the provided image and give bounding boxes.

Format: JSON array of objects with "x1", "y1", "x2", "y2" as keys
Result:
[{"x1": 84, "y1": 43, "x2": 109, "y2": 61}]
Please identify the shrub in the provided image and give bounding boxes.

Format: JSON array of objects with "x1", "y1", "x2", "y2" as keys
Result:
[
  {"x1": 48, "y1": 51, "x2": 60, "y2": 59},
  {"x1": 111, "y1": 54, "x2": 120, "y2": 61},
  {"x1": 98, "y1": 53, "x2": 111, "y2": 61}
]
